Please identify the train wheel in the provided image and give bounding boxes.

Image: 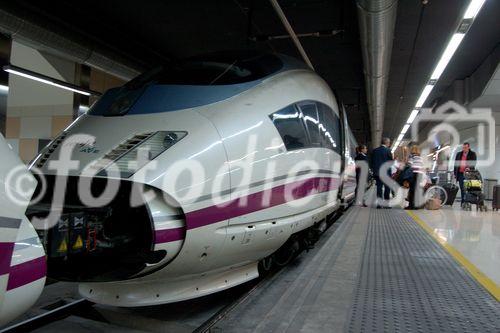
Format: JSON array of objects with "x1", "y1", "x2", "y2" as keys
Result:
[
  {"x1": 273, "y1": 237, "x2": 300, "y2": 267},
  {"x1": 258, "y1": 256, "x2": 274, "y2": 275}
]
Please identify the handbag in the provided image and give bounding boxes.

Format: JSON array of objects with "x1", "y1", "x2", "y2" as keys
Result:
[{"x1": 398, "y1": 165, "x2": 414, "y2": 185}]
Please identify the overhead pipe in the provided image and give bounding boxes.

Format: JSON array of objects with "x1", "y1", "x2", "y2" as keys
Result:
[
  {"x1": 356, "y1": 0, "x2": 398, "y2": 146},
  {"x1": 269, "y1": 0, "x2": 315, "y2": 71},
  {"x1": 250, "y1": 29, "x2": 343, "y2": 42},
  {"x1": 0, "y1": 7, "x2": 143, "y2": 81}
]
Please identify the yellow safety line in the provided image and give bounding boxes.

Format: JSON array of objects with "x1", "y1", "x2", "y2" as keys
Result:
[{"x1": 406, "y1": 210, "x2": 500, "y2": 302}]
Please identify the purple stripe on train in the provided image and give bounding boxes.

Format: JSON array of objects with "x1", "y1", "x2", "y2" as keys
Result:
[
  {"x1": 7, "y1": 256, "x2": 46, "y2": 291},
  {"x1": 0, "y1": 243, "x2": 14, "y2": 276},
  {"x1": 185, "y1": 176, "x2": 339, "y2": 230},
  {"x1": 155, "y1": 227, "x2": 185, "y2": 244}
]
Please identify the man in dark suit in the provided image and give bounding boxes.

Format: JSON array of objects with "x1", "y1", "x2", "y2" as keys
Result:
[
  {"x1": 454, "y1": 142, "x2": 477, "y2": 206},
  {"x1": 371, "y1": 137, "x2": 393, "y2": 208}
]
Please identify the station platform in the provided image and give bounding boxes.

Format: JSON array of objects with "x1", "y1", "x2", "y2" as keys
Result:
[{"x1": 213, "y1": 206, "x2": 500, "y2": 332}]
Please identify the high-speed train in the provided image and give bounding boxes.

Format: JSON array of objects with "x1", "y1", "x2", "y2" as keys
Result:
[{"x1": 5, "y1": 53, "x2": 360, "y2": 313}]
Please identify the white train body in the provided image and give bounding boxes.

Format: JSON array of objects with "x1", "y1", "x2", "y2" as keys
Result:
[
  {"x1": 0, "y1": 135, "x2": 45, "y2": 326},
  {"x1": 25, "y1": 54, "x2": 358, "y2": 307}
]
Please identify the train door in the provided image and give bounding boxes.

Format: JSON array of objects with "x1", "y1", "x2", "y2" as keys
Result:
[
  {"x1": 338, "y1": 104, "x2": 355, "y2": 202},
  {"x1": 343, "y1": 128, "x2": 358, "y2": 201},
  {"x1": 297, "y1": 102, "x2": 330, "y2": 205},
  {"x1": 316, "y1": 102, "x2": 343, "y2": 204}
]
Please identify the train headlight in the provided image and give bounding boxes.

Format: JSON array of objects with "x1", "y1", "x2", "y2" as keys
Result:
[{"x1": 96, "y1": 131, "x2": 187, "y2": 178}]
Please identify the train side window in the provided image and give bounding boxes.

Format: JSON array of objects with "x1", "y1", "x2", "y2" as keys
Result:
[
  {"x1": 269, "y1": 105, "x2": 308, "y2": 150},
  {"x1": 317, "y1": 103, "x2": 341, "y2": 154},
  {"x1": 298, "y1": 102, "x2": 321, "y2": 147}
]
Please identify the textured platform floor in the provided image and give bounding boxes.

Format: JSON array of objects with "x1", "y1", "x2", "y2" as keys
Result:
[
  {"x1": 411, "y1": 205, "x2": 500, "y2": 286},
  {"x1": 213, "y1": 208, "x2": 500, "y2": 333},
  {"x1": 346, "y1": 209, "x2": 499, "y2": 333}
]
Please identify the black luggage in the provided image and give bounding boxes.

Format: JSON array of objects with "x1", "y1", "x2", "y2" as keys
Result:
[
  {"x1": 442, "y1": 183, "x2": 459, "y2": 206},
  {"x1": 493, "y1": 185, "x2": 500, "y2": 211}
]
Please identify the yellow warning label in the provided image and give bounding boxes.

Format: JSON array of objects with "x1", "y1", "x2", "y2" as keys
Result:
[
  {"x1": 73, "y1": 235, "x2": 83, "y2": 250},
  {"x1": 57, "y1": 239, "x2": 67, "y2": 253}
]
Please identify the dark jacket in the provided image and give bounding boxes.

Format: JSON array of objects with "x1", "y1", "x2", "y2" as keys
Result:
[
  {"x1": 354, "y1": 152, "x2": 368, "y2": 164},
  {"x1": 371, "y1": 145, "x2": 393, "y2": 177},
  {"x1": 454, "y1": 150, "x2": 477, "y2": 177}
]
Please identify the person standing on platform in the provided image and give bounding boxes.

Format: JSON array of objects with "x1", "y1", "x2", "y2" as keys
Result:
[
  {"x1": 371, "y1": 137, "x2": 394, "y2": 209},
  {"x1": 355, "y1": 144, "x2": 369, "y2": 207},
  {"x1": 405, "y1": 145, "x2": 425, "y2": 210},
  {"x1": 454, "y1": 142, "x2": 477, "y2": 206}
]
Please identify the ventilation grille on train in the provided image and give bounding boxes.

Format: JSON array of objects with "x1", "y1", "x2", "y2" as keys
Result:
[
  {"x1": 35, "y1": 132, "x2": 68, "y2": 168},
  {"x1": 85, "y1": 133, "x2": 154, "y2": 173}
]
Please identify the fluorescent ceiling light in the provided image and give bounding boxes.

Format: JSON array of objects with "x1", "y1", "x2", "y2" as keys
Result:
[
  {"x1": 0, "y1": 84, "x2": 8, "y2": 93},
  {"x1": 3, "y1": 65, "x2": 100, "y2": 97},
  {"x1": 397, "y1": 133, "x2": 404, "y2": 142},
  {"x1": 463, "y1": 0, "x2": 486, "y2": 19},
  {"x1": 415, "y1": 84, "x2": 434, "y2": 108},
  {"x1": 400, "y1": 0, "x2": 486, "y2": 154},
  {"x1": 6, "y1": 68, "x2": 90, "y2": 96},
  {"x1": 430, "y1": 33, "x2": 465, "y2": 80},
  {"x1": 401, "y1": 124, "x2": 410, "y2": 134},
  {"x1": 407, "y1": 109, "x2": 419, "y2": 124}
]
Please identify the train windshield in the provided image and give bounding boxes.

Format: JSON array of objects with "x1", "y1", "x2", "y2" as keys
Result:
[
  {"x1": 88, "y1": 53, "x2": 287, "y2": 116},
  {"x1": 127, "y1": 53, "x2": 284, "y2": 88}
]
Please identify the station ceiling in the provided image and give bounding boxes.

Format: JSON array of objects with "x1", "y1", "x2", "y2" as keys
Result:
[{"x1": 2, "y1": 0, "x2": 499, "y2": 146}]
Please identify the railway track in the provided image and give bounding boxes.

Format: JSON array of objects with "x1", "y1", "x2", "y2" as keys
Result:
[
  {"x1": 194, "y1": 267, "x2": 285, "y2": 333},
  {"x1": 0, "y1": 299, "x2": 92, "y2": 333}
]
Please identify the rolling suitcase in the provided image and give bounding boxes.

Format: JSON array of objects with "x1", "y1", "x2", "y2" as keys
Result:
[
  {"x1": 493, "y1": 185, "x2": 500, "y2": 211},
  {"x1": 442, "y1": 183, "x2": 459, "y2": 206}
]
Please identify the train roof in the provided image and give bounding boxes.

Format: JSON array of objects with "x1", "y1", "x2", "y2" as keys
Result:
[{"x1": 88, "y1": 53, "x2": 310, "y2": 116}]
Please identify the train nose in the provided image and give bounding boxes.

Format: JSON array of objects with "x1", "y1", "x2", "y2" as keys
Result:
[
  {"x1": 0, "y1": 217, "x2": 46, "y2": 326},
  {"x1": 27, "y1": 176, "x2": 185, "y2": 283}
]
